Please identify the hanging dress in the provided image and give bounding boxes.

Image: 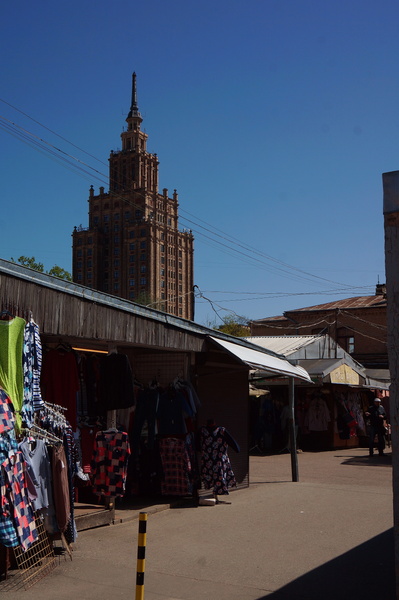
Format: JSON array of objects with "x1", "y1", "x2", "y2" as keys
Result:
[{"x1": 200, "y1": 426, "x2": 237, "y2": 496}]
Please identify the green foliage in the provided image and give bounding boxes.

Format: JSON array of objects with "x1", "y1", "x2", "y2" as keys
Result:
[
  {"x1": 214, "y1": 315, "x2": 250, "y2": 337},
  {"x1": 47, "y1": 265, "x2": 72, "y2": 281},
  {"x1": 10, "y1": 256, "x2": 72, "y2": 281}
]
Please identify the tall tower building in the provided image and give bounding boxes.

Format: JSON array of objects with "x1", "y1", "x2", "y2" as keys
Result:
[{"x1": 72, "y1": 73, "x2": 194, "y2": 320}]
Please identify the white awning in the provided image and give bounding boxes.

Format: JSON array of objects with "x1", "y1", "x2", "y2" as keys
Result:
[{"x1": 209, "y1": 336, "x2": 312, "y2": 382}]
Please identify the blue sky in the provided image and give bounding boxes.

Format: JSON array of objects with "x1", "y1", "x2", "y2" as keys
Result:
[{"x1": 1, "y1": 1, "x2": 397, "y2": 326}]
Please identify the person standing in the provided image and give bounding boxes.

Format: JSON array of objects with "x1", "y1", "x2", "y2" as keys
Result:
[{"x1": 365, "y1": 397, "x2": 387, "y2": 456}]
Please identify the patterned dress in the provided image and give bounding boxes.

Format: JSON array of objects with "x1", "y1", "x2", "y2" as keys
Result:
[{"x1": 200, "y1": 426, "x2": 237, "y2": 496}]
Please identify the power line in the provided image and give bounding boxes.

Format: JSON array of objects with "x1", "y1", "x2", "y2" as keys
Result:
[{"x1": 0, "y1": 99, "x2": 380, "y2": 304}]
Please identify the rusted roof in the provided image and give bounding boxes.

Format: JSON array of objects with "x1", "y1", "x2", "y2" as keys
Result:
[{"x1": 251, "y1": 294, "x2": 386, "y2": 323}]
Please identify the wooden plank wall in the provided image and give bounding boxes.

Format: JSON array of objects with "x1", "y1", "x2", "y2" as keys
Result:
[{"x1": 0, "y1": 274, "x2": 204, "y2": 352}]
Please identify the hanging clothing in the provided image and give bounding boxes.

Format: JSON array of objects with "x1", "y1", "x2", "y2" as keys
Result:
[
  {"x1": 199, "y1": 426, "x2": 239, "y2": 496},
  {"x1": 131, "y1": 388, "x2": 159, "y2": 451},
  {"x1": 22, "y1": 320, "x2": 44, "y2": 427},
  {"x1": 51, "y1": 444, "x2": 71, "y2": 533},
  {"x1": 1, "y1": 448, "x2": 38, "y2": 550},
  {"x1": 306, "y1": 397, "x2": 331, "y2": 432},
  {"x1": 91, "y1": 430, "x2": 130, "y2": 497},
  {"x1": 0, "y1": 388, "x2": 16, "y2": 434},
  {"x1": 158, "y1": 437, "x2": 191, "y2": 496},
  {"x1": 98, "y1": 353, "x2": 135, "y2": 412},
  {"x1": 157, "y1": 387, "x2": 193, "y2": 435},
  {"x1": 41, "y1": 348, "x2": 80, "y2": 428},
  {"x1": 18, "y1": 438, "x2": 54, "y2": 513},
  {"x1": 0, "y1": 316, "x2": 25, "y2": 431}
]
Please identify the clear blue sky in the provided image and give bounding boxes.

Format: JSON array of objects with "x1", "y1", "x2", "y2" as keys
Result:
[{"x1": 1, "y1": 1, "x2": 397, "y2": 326}]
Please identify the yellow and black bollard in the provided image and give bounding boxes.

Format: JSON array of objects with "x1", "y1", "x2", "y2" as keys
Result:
[{"x1": 135, "y1": 512, "x2": 148, "y2": 600}]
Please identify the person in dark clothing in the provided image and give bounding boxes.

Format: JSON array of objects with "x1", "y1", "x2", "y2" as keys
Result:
[{"x1": 365, "y1": 397, "x2": 387, "y2": 456}]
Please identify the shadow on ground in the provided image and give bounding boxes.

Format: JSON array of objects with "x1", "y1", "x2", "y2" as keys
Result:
[
  {"x1": 335, "y1": 453, "x2": 392, "y2": 468},
  {"x1": 257, "y1": 529, "x2": 395, "y2": 600}
]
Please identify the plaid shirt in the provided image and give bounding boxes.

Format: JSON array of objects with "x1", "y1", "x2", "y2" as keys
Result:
[{"x1": 1, "y1": 443, "x2": 38, "y2": 551}]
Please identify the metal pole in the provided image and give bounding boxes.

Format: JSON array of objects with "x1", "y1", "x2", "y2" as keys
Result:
[
  {"x1": 136, "y1": 512, "x2": 148, "y2": 600},
  {"x1": 288, "y1": 377, "x2": 299, "y2": 482},
  {"x1": 383, "y1": 170, "x2": 399, "y2": 599}
]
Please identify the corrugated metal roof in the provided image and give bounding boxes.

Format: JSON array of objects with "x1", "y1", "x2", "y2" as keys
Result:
[
  {"x1": 290, "y1": 295, "x2": 386, "y2": 312},
  {"x1": 245, "y1": 335, "x2": 319, "y2": 356},
  {"x1": 251, "y1": 293, "x2": 386, "y2": 323}
]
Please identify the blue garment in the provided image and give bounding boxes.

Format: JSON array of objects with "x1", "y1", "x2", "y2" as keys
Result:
[{"x1": 22, "y1": 320, "x2": 44, "y2": 427}]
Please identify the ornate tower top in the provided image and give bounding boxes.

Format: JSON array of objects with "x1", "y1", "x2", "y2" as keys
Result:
[{"x1": 128, "y1": 72, "x2": 141, "y2": 120}]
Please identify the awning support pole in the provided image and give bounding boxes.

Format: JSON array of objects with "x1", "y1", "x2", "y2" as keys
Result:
[{"x1": 288, "y1": 377, "x2": 299, "y2": 482}]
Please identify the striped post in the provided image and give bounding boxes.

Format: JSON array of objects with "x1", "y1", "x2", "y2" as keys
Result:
[{"x1": 136, "y1": 512, "x2": 148, "y2": 600}]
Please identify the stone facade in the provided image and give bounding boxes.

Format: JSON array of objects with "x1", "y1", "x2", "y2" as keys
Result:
[{"x1": 72, "y1": 73, "x2": 194, "y2": 320}]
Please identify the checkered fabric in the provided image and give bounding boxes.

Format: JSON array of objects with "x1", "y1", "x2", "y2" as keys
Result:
[
  {"x1": 158, "y1": 437, "x2": 191, "y2": 496},
  {"x1": 1, "y1": 450, "x2": 38, "y2": 550},
  {"x1": 91, "y1": 431, "x2": 130, "y2": 497},
  {"x1": 0, "y1": 388, "x2": 15, "y2": 434}
]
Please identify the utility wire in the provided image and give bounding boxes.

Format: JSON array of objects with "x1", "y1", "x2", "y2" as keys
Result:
[{"x1": 0, "y1": 100, "x2": 378, "y2": 303}]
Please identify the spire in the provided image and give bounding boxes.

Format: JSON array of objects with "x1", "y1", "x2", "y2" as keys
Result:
[{"x1": 128, "y1": 72, "x2": 141, "y2": 119}]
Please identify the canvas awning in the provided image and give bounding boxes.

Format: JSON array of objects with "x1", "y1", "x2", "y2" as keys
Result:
[{"x1": 208, "y1": 336, "x2": 312, "y2": 382}]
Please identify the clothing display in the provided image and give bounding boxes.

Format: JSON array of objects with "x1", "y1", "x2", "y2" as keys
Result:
[
  {"x1": 200, "y1": 425, "x2": 239, "y2": 496},
  {"x1": 158, "y1": 437, "x2": 191, "y2": 496},
  {"x1": 0, "y1": 441, "x2": 38, "y2": 551},
  {"x1": 305, "y1": 396, "x2": 331, "y2": 432},
  {"x1": 22, "y1": 319, "x2": 44, "y2": 427},
  {"x1": 91, "y1": 430, "x2": 131, "y2": 497},
  {"x1": 98, "y1": 353, "x2": 135, "y2": 412},
  {"x1": 41, "y1": 347, "x2": 80, "y2": 428},
  {"x1": 0, "y1": 316, "x2": 25, "y2": 430}
]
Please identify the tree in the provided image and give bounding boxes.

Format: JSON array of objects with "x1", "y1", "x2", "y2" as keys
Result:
[
  {"x1": 213, "y1": 315, "x2": 250, "y2": 337},
  {"x1": 47, "y1": 266, "x2": 72, "y2": 281},
  {"x1": 10, "y1": 256, "x2": 72, "y2": 281}
]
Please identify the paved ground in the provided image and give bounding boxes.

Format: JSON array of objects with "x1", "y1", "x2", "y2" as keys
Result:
[{"x1": 1, "y1": 447, "x2": 396, "y2": 599}]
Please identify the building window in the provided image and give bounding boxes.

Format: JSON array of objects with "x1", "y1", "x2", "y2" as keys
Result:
[
  {"x1": 104, "y1": 215, "x2": 109, "y2": 222},
  {"x1": 140, "y1": 253, "x2": 146, "y2": 261},
  {"x1": 129, "y1": 231, "x2": 135, "y2": 238},
  {"x1": 77, "y1": 273, "x2": 82, "y2": 281},
  {"x1": 130, "y1": 243, "x2": 135, "y2": 251},
  {"x1": 160, "y1": 244, "x2": 165, "y2": 253},
  {"x1": 140, "y1": 265, "x2": 146, "y2": 273},
  {"x1": 87, "y1": 272, "x2": 92, "y2": 280},
  {"x1": 129, "y1": 279, "x2": 135, "y2": 287},
  {"x1": 140, "y1": 241, "x2": 146, "y2": 249},
  {"x1": 114, "y1": 259, "x2": 119, "y2": 267},
  {"x1": 114, "y1": 283, "x2": 119, "y2": 291},
  {"x1": 140, "y1": 229, "x2": 146, "y2": 237},
  {"x1": 161, "y1": 281, "x2": 165, "y2": 288},
  {"x1": 114, "y1": 247, "x2": 120, "y2": 256},
  {"x1": 129, "y1": 291, "x2": 135, "y2": 299},
  {"x1": 87, "y1": 260, "x2": 92, "y2": 268},
  {"x1": 104, "y1": 272, "x2": 109, "y2": 279},
  {"x1": 114, "y1": 236, "x2": 120, "y2": 244},
  {"x1": 161, "y1": 269, "x2": 165, "y2": 276},
  {"x1": 337, "y1": 329, "x2": 355, "y2": 354},
  {"x1": 114, "y1": 271, "x2": 119, "y2": 279},
  {"x1": 114, "y1": 213, "x2": 120, "y2": 220},
  {"x1": 140, "y1": 277, "x2": 146, "y2": 285},
  {"x1": 129, "y1": 255, "x2": 135, "y2": 263}
]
